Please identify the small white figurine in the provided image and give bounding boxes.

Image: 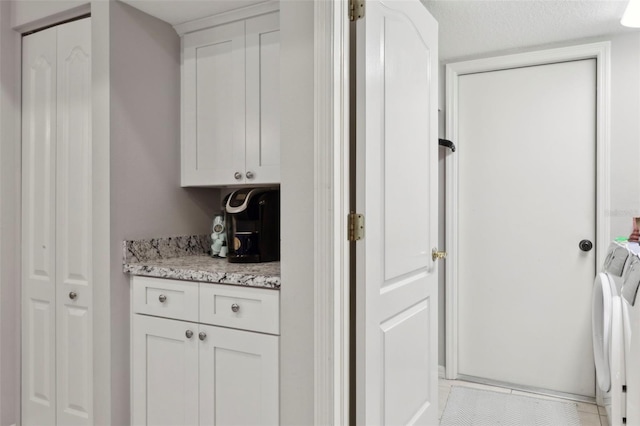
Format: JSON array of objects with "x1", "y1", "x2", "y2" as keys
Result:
[{"x1": 211, "y1": 215, "x2": 227, "y2": 257}]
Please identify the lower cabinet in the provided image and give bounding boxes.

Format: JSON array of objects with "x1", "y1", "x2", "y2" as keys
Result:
[
  {"x1": 199, "y1": 324, "x2": 279, "y2": 425},
  {"x1": 131, "y1": 278, "x2": 279, "y2": 426},
  {"x1": 132, "y1": 315, "x2": 199, "y2": 426}
]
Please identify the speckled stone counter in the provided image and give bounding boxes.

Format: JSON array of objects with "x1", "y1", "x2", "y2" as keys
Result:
[{"x1": 123, "y1": 235, "x2": 280, "y2": 289}]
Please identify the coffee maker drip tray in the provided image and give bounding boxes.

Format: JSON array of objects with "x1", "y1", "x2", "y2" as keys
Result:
[
  {"x1": 232, "y1": 231, "x2": 261, "y2": 263},
  {"x1": 225, "y1": 188, "x2": 280, "y2": 263}
]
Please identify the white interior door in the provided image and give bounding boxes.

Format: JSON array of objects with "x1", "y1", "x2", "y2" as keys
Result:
[
  {"x1": 22, "y1": 18, "x2": 92, "y2": 425},
  {"x1": 22, "y1": 25, "x2": 58, "y2": 426},
  {"x1": 355, "y1": 1, "x2": 439, "y2": 424},
  {"x1": 55, "y1": 18, "x2": 92, "y2": 426},
  {"x1": 455, "y1": 60, "x2": 596, "y2": 397}
]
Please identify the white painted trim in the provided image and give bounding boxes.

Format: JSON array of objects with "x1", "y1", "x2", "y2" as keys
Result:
[
  {"x1": 173, "y1": 1, "x2": 279, "y2": 35},
  {"x1": 90, "y1": 2, "x2": 113, "y2": 423},
  {"x1": 10, "y1": 25, "x2": 22, "y2": 426},
  {"x1": 439, "y1": 365, "x2": 446, "y2": 379},
  {"x1": 445, "y1": 42, "x2": 611, "y2": 381},
  {"x1": 0, "y1": 5, "x2": 23, "y2": 423},
  {"x1": 313, "y1": 0, "x2": 350, "y2": 425},
  {"x1": 12, "y1": 3, "x2": 91, "y2": 34}
]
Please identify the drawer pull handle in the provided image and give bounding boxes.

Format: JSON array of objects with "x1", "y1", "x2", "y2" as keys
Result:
[
  {"x1": 158, "y1": 294, "x2": 167, "y2": 303},
  {"x1": 69, "y1": 292, "x2": 77, "y2": 300},
  {"x1": 185, "y1": 330, "x2": 193, "y2": 339},
  {"x1": 231, "y1": 303, "x2": 240, "y2": 313},
  {"x1": 199, "y1": 331, "x2": 207, "y2": 341}
]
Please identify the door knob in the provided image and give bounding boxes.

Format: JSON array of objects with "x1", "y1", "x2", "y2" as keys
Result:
[
  {"x1": 231, "y1": 303, "x2": 240, "y2": 313},
  {"x1": 185, "y1": 330, "x2": 194, "y2": 339},
  {"x1": 69, "y1": 292, "x2": 77, "y2": 300},
  {"x1": 579, "y1": 239, "x2": 593, "y2": 252},
  {"x1": 246, "y1": 171, "x2": 254, "y2": 179},
  {"x1": 234, "y1": 172, "x2": 242, "y2": 180},
  {"x1": 432, "y1": 248, "x2": 447, "y2": 261},
  {"x1": 199, "y1": 331, "x2": 207, "y2": 341}
]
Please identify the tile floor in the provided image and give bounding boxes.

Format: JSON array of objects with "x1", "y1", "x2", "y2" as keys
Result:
[{"x1": 439, "y1": 379, "x2": 608, "y2": 426}]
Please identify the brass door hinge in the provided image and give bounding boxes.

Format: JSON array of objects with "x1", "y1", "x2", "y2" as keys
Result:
[
  {"x1": 348, "y1": 213, "x2": 364, "y2": 241},
  {"x1": 349, "y1": 0, "x2": 365, "y2": 21}
]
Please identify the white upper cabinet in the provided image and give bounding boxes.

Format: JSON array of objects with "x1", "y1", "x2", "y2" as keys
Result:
[{"x1": 181, "y1": 10, "x2": 280, "y2": 187}]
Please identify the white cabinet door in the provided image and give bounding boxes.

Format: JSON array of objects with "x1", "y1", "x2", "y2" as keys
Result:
[
  {"x1": 199, "y1": 324, "x2": 279, "y2": 426},
  {"x1": 245, "y1": 12, "x2": 280, "y2": 185},
  {"x1": 21, "y1": 25, "x2": 58, "y2": 426},
  {"x1": 132, "y1": 315, "x2": 199, "y2": 426},
  {"x1": 55, "y1": 18, "x2": 93, "y2": 426},
  {"x1": 182, "y1": 21, "x2": 246, "y2": 186}
]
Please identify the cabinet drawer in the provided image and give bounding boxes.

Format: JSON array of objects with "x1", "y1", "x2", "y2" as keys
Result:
[
  {"x1": 132, "y1": 277, "x2": 199, "y2": 322},
  {"x1": 199, "y1": 284, "x2": 279, "y2": 334}
]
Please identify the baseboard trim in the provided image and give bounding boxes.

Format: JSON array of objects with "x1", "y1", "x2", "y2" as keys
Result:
[{"x1": 439, "y1": 365, "x2": 446, "y2": 379}]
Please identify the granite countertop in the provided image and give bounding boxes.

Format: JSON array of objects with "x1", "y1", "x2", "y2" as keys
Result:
[{"x1": 123, "y1": 235, "x2": 280, "y2": 290}]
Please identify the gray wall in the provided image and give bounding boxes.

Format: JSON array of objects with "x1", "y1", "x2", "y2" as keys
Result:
[
  {"x1": 609, "y1": 33, "x2": 640, "y2": 238},
  {"x1": 108, "y1": 2, "x2": 220, "y2": 423},
  {"x1": 91, "y1": 2, "x2": 112, "y2": 423},
  {"x1": 437, "y1": 32, "x2": 640, "y2": 368},
  {"x1": 279, "y1": 0, "x2": 315, "y2": 424},
  {"x1": 0, "y1": 1, "x2": 20, "y2": 424}
]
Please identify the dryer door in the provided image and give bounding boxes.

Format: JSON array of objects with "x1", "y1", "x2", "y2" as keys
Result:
[{"x1": 593, "y1": 272, "x2": 613, "y2": 392}]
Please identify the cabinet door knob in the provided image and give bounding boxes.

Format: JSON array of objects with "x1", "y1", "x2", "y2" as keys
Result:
[
  {"x1": 185, "y1": 330, "x2": 193, "y2": 339},
  {"x1": 158, "y1": 294, "x2": 167, "y2": 303},
  {"x1": 246, "y1": 171, "x2": 254, "y2": 179},
  {"x1": 69, "y1": 292, "x2": 77, "y2": 300},
  {"x1": 231, "y1": 303, "x2": 240, "y2": 313},
  {"x1": 199, "y1": 331, "x2": 207, "y2": 341},
  {"x1": 234, "y1": 172, "x2": 242, "y2": 180}
]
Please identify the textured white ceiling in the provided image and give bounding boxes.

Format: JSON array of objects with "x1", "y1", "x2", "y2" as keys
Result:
[
  {"x1": 121, "y1": 0, "x2": 637, "y2": 60},
  {"x1": 423, "y1": 0, "x2": 638, "y2": 61},
  {"x1": 120, "y1": 0, "x2": 269, "y2": 26}
]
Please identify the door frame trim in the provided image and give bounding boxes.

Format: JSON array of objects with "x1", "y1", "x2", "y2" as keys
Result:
[
  {"x1": 313, "y1": 1, "x2": 350, "y2": 424},
  {"x1": 444, "y1": 42, "x2": 611, "y2": 380}
]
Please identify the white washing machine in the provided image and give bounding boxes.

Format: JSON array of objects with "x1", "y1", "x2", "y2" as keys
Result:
[
  {"x1": 622, "y1": 253, "x2": 640, "y2": 426},
  {"x1": 593, "y1": 243, "x2": 630, "y2": 426}
]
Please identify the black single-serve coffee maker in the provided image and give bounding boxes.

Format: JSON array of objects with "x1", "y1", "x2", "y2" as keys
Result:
[{"x1": 225, "y1": 188, "x2": 280, "y2": 263}]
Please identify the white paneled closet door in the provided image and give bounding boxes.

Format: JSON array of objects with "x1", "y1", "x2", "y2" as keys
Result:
[
  {"x1": 55, "y1": 18, "x2": 92, "y2": 426},
  {"x1": 22, "y1": 25, "x2": 58, "y2": 426},
  {"x1": 22, "y1": 17, "x2": 92, "y2": 426}
]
